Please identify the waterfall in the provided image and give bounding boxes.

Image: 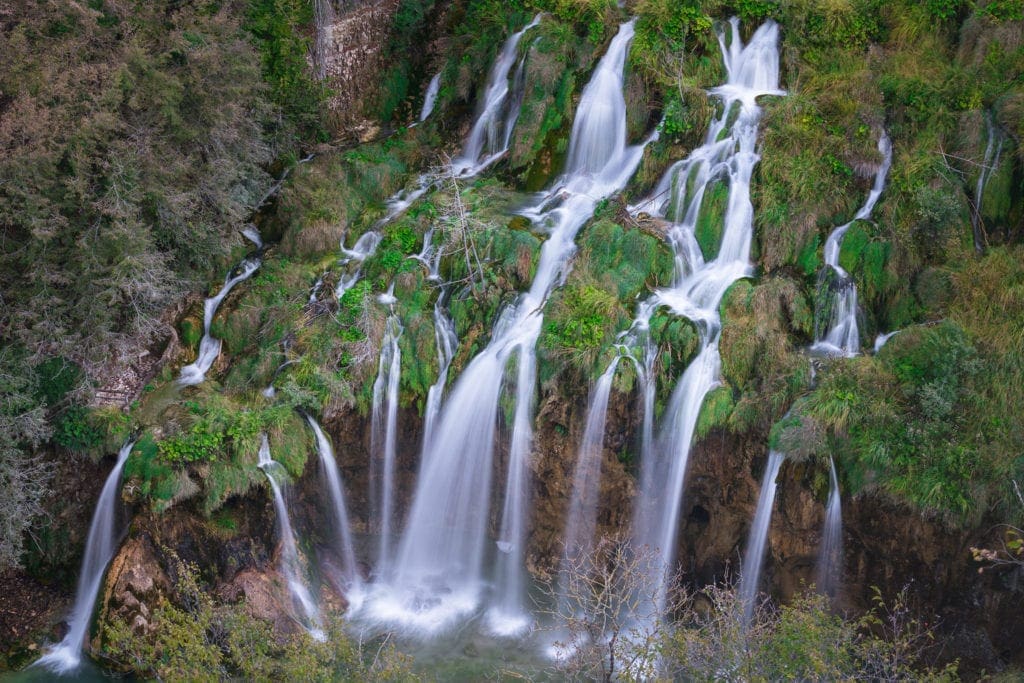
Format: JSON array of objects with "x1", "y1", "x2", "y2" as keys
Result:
[
  {"x1": 972, "y1": 113, "x2": 1005, "y2": 253},
  {"x1": 178, "y1": 256, "x2": 261, "y2": 385},
  {"x1": 36, "y1": 441, "x2": 135, "y2": 673},
  {"x1": 487, "y1": 346, "x2": 536, "y2": 636},
  {"x1": 241, "y1": 224, "x2": 263, "y2": 249},
  {"x1": 451, "y1": 15, "x2": 541, "y2": 177},
  {"x1": 262, "y1": 359, "x2": 296, "y2": 399},
  {"x1": 257, "y1": 435, "x2": 326, "y2": 642},
  {"x1": 335, "y1": 231, "x2": 381, "y2": 299},
  {"x1": 371, "y1": 314, "x2": 403, "y2": 575},
  {"x1": 816, "y1": 456, "x2": 843, "y2": 599},
  {"x1": 738, "y1": 450, "x2": 785, "y2": 626},
  {"x1": 423, "y1": 295, "x2": 458, "y2": 452},
  {"x1": 810, "y1": 133, "x2": 893, "y2": 357},
  {"x1": 354, "y1": 19, "x2": 649, "y2": 636},
  {"x1": 305, "y1": 415, "x2": 359, "y2": 588},
  {"x1": 626, "y1": 18, "x2": 783, "y2": 617},
  {"x1": 557, "y1": 358, "x2": 621, "y2": 603},
  {"x1": 310, "y1": 273, "x2": 326, "y2": 303},
  {"x1": 419, "y1": 72, "x2": 442, "y2": 122},
  {"x1": 873, "y1": 330, "x2": 898, "y2": 353}
]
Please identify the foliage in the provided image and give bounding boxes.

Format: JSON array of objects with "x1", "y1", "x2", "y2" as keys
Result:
[
  {"x1": 546, "y1": 539, "x2": 957, "y2": 681},
  {"x1": 53, "y1": 406, "x2": 105, "y2": 452},
  {"x1": 0, "y1": 348, "x2": 53, "y2": 572},
  {"x1": 803, "y1": 321, "x2": 1005, "y2": 523},
  {"x1": 245, "y1": 0, "x2": 327, "y2": 140},
  {"x1": 0, "y1": 0, "x2": 285, "y2": 378},
  {"x1": 541, "y1": 282, "x2": 623, "y2": 374},
  {"x1": 99, "y1": 554, "x2": 417, "y2": 680},
  {"x1": 660, "y1": 586, "x2": 957, "y2": 681}
]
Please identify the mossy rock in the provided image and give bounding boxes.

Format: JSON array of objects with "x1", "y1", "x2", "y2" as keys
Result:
[
  {"x1": 695, "y1": 179, "x2": 729, "y2": 261},
  {"x1": 180, "y1": 316, "x2": 203, "y2": 351},
  {"x1": 695, "y1": 384, "x2": 736, "y2": 440}
]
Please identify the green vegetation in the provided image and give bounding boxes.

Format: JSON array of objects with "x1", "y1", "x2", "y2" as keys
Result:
[
  {"x1": 246, "y1": 0, "x2": 328, "y2": 140},
  {"x1": 4, "y1": 0, "x2": 1024, "y2": 674},
  {"x1": 100, "y1": 555, "x2": 415, "y2": 681}
]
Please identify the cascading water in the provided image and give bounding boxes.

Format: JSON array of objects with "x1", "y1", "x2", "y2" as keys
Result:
[
  {"x1": 335, "y1": 231, "x2": 381, "y2": 299},
  {"x1": 810, "y1": 133, "x2": 893, "y2": 357},
  {"x1": 816, "y1": 455, "x2": 843, "y2": 599},
  {"x1": 257, "y1": 434, "x2": 326, "y2": 642},
  {"x1": 422, "y1": 295, "x2": 458, "y2": 452},
  {"x1": 419, "y1": 72, "x2": 442, "y2": 122},
  {"x1": 371, "y1": 314, "x2": 403, "y2": 574},
  {"x1": 241, "y1": 224, "x2": 263, "y2": 249},
  {"x1": 738, "y1": 450, "x2": 785, "y2": 626},
  {"x1": 558, "y1": 358, "x2": 621, "y2": 602},
  {"x1": 451, "y1": 15, "x2": 541, "y2": 176},
  {"x1": 873, "y1": 330, "x2": 898, "y2": 353},
  {"x1": 487, "y1": 346, "x2": 536, "y2": 636},
  {"x1": 36, "y1": 441, "x2": 135, "y2": 673},
  {"x1": 262, "y1": 359, "x2": 296, "y2": 399},
  {"x1": 178, "y1": 256, "x2": 261, "y2": 385},
  {"x1": 625, "y1": 18, "x2": 783, "y2": 617},
  {"x1": 305, "y1": 415, "x2": 359, "y2": 589},
  {"x1": 354, "y1": 19, "x2": 649, "y2": 636},
  {"x1": 972, "y1": 113, "x2": 1005, "y2": 253}
]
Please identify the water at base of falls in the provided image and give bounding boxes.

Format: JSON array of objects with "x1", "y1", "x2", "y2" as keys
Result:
[
  {"x1": 350, "y1": 18, "x2": 648, "y2": 638},
  {"x1": 35, "y1": 442, "x2": 135, "y2": 674}
]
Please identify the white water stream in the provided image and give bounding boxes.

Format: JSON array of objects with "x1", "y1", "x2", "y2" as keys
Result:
[
  {"x1": 353, "y1": 19, "x2": 648, "y2": 637},
  {"x1": 371, "y1": 314, "x2": 403, "y2": 574},
  {"x1": 816, "y1": 455, "x2": 843, "y2": 599},
  {"x1": 423, "y1": 295, "x2": 458, "y2": 454},
  {"x1": 738, "y1": 450, "x2": 785, "y2": 626},
  {"x1": 178, "y1": 256, "x2": 261, "y2": 386},
  {"x1": 557, "y1": 358, "x2": 621, "y2": 604},
  {"x1": 419, "y1": 72, "x2": 442, "y2": 122},
  {"x1": 451, "y1": 15, "x2": 541, "y2": 177},
  {"x1": 624, "y1": 18, "x2": 783, "y2": 618},
  {"x1": 36, "y1": 442, "x2": 135, "y2": 673},
  {"x1": 305, "y1": 415, "x2": 359, "y2": 589},
  {"x1": 810, "y1": 133, "x2": 892, "y2": 357},
  {"x1": 972, "y1": 113, "x2": 1005, "y2": 252},
  {"x1": 257, "y1": 434, "x2": 326, "y2": 641}
]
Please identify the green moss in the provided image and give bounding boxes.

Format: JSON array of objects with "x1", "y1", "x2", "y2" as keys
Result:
[
  {"x1": 179, "y1": 318, "x2": 203, "y2": 351},
  {"x1": 837, "y1": 221, "x2": 871, "y2": 274},
  {"x1": 695, "y1": 179, "x2": 729, "y2": 261},
  {"x1": 695, "y1": 385, "x2": 735, "y2": 439}
]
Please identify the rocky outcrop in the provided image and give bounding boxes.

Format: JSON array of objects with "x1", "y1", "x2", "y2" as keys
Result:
[
  {"x1": 97, "y1": 534, "x2": 170, "y2": 639},
  {"x1": 319, "y1": 0, "x2": 401, "y2": 137}
]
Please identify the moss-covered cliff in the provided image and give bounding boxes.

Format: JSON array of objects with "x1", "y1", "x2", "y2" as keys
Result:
[{"x1": 4, "y1": 0, "x2": 1024, "y2": 678}]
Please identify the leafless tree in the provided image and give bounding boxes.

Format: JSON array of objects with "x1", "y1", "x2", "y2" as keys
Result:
[{"x1": 539, "y1": 536, "x2": 672, "y2": 682}]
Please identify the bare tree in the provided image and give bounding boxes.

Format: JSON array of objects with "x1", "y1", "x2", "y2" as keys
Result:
[{"x1": 540, "y1": 536, "x2": 670, "y2": 682}]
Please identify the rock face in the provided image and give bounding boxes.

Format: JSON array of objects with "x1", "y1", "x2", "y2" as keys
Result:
[
  {"x1": 98, "y1": 534, "x2": 170, "y2": 639},
  {"x1": 78, "y1": 372, "x2": 1023, "y2": 675},
  {"x1": 319, "y1": 0, "x2": 402, "y2": 136}
]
